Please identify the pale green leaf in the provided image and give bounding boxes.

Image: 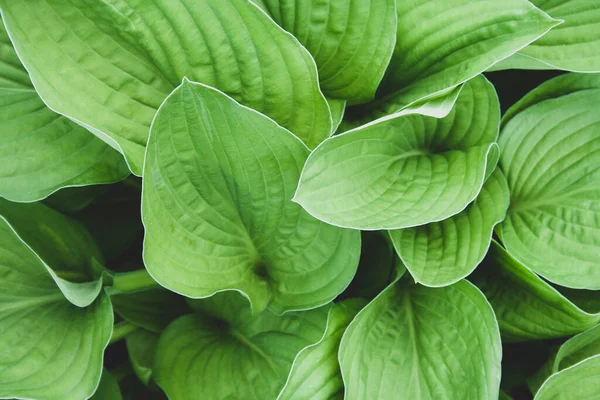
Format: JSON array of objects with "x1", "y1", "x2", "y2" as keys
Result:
[
  {"x1": 352, "y1": 0, "x2": 559, "y2": 119},
  {"x1": 257, "y1": 0, "x2": 397, "y2": 104},
  {"x1": 295, "y1": 75, "x2": 500, "y2": 230},
  {"x1": 0, "y1": 218, "x2": 113, "y2": 400},
  {"x1": 0, "y1": 0, "x2": 332, "y2": 174},
  {"x1": 126, "y1": 330, "x2": 159, "y2": 386},
  {"x1": 498, "y1": 73, "x2": 600, "y2": 289},
  {"x1": 529, "y1": 324, "x2": 600, "y2": 395},
  {"x1": 327, "y1": 97, "x2": 346, "y2": 134},
  {"x1": 277, "y1": 299, "x2": 365, "y2": 400},
  {"x1": 534, "y1": 355, "x2": 600, "y2": 400},
  {"x1": 153, "y1": 292, "x2": 330, "y2": 400},
  {"x1": 91, "y1": 370, "x2": 123, "y2": 400},
  {"x1": 499, "y1": 1, "x2": 600, "y2": 72},
  {"x1": 471, "y1": 241, "x2": 600, "y2": 342},
  {"x1": 389, "y1": 168, "x2": 510, "y2": 287},
  {"x1": 0, "y1": 21, "x2": 129, "y2": 201},
  {"x1": 142, "y1": 80, "x2": 360, "y2": 313},
  {"x1": 0, "y1": 198, "x2": 106, "y2": 307},
  {"x1": 339, "y1": 279, "x2": 502, "y2": 400}
]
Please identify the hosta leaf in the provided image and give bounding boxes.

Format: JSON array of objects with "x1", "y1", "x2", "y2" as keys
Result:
[
  {"x1": 534, "y1": 355, "x2": 600, "y2": 400},
  {"x1": 277, "y1": 299, "x2": 365, "y2": 400},
  {"x1": 352, "y1": 0, "x2": 559, "y2": 120},
  {"x1": 0, "y1": 217, "x2": 113, "y2": 400},
  {"x1": 0, "y1": 0, "x2": 332, "y2": 174},
  {"x1": 0, "y1": 21, "x2": 128, "y2": 201},
  {"x1": 126, "y1": 329, "x2": 159, "y2": 386},
  {"x1": 256, "y1": 0, "x2": 397, "y2": 104},
  {"x1": 339, "y1": 278, "x2": 502, "y2": 400},
  {"x1": 471, "y1": 241, "x2": 600, "y2": 342},
  {"x1": 142, "y1": 80, "x2": 360, "y2": 313},
  {"x1": 153, "y1": 292, "x2": 330, "y2": 400},
  {"x1": 389, "y1": 168, "x2": 510, "y2": 287},
  {"x1": 496, "y1": 1, "x2": 600, "y2": 72},
  {"x1": 327, "y1": 98, "x2": 347, "y2": 134},
  {"x1": 111, "y1": 288, "x2": 190, "y2": 333},
  {"x1": 529, "y1": 324, "x2": 600, "y2": 395},
  {"x1": 295, "y1": 75, "x2": 500, "y2": 230},
  {"x1": 0, "y1": 199, "x2": 106, "y2": 307},
  {"x1": 92, "y1": 370, "x2": 123, "y2": 400},
  {"x1": 498, "y1": 73, "x2": 600, "y2": 289}
]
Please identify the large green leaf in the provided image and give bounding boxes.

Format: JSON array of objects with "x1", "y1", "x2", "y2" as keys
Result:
[
  {"x1": 278, "y1": 299, "x2": 365, "y2": 400},
  {"x1": 339, "y1": 279, "x2": 502, "y2": 399},
  {"x1": 256, "y1": 0, "x2": 397, "y2": 104},
  {"x1": 389, "y1": 168, "x2": 510, "y2": 287},
  {"x1": 0, "y1": 198, "x2": 106, "y2": 307},
  {"x1": 498, "y1": 73, "x2": 600, "y2": 289},
  {"x1": 142, "y1": 80, "x2": 360, "y2": 313},
  {"x1": 153, "y1": 292, "x2": 330, "y2": 400},
  {"x1": 534, "y1": 355, "x2": 600, "y2": 400},
  {"x1": 529, "y1": 324, "x2": 600, "y2": 395},
  {"x1": 494, "y1": 1, "x2": 600, "y2": 72},
  {"x1": 0, "y1": 217, "x2": 113, "y2": 400},
  {"x1": 295, "y1": 75, "x2": 500, "y2": 230},
  {"x1": 0, "y1": 21, "x2": 128, "y2": 201},
  {"x1": 471, "y1": 241, "x2": 600, "y2": 342},
  {"x1": 350, "y1": 0, "x2": 559, "y2": 120},
  {"x1": 0, "y1": 0, "x2": 332, "y2": 174}
]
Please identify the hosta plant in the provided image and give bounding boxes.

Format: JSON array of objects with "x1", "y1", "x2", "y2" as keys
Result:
[{"x1": 0, "y1": 0, "x2": 598, "y2": 399}]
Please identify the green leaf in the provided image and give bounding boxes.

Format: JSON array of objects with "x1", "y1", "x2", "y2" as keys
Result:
[
  {"x1": 0, "y1": 21, "x2": 129, "y2": 201},
  {"x1": 142, "y1": 80, "x2": 360, "y2": 313},
  {"x1": 256, "y1": 0, "x2": 397, "y2": 104},
  {"x1": 0, "y1": 0, "x2": 332, "y2": 174},
  {"x1": 126, "y1": 329, "x2": 159, "y2": 386},
  {"x1": 0, "y1": 217, "x2": 113, "y2": 400},
  {"x1": 471, "y1": 241, "x2": 600, "y2": 342},
  {"x1": 534, "y1": 355, "x2": 600, "y2": 400},
  {"x1": 389, "y1": 168, "x2": 510, "y2": 287},
  {"x1": 352, "y1": 0, "x2": 559, "y2": 119},
  {"x1": 339, "y1": 278, "x2": 502, "y2": 400},
  {"x1": 327, "y1": 97, "x2": 347, "y2": 134},
  {"x1": 111, "y1": 288, "x2": 190, "y2": 333},
  {"x1": 91, "y1": 370, "x2": 123, "y2": 400},
  {"x1": 0, "y1": 198, "x2": 106, "y2": 306},
  {"x1": 153, "y1": 292, "x2": 330, "y2": 400},
  {"x1": 529, "y1": 324, "x2": 600, "y2": 395},
  {"x1": 498, "y1": 73, "x2": 600, "y2": 289},
  {"x1": 295, "y1": 75, "x2": 500, "y2": 230},
  {"x1": 497, "y1": 1, "x2": 600, "y2": 72},
  {"x1": 277, "y1": 299, "x2": 365, "y2": 400}
]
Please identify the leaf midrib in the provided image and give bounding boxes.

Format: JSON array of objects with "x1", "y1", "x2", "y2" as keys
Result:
[{"x1": 230, "y1": 328, "x2": 278, "y2": 372}]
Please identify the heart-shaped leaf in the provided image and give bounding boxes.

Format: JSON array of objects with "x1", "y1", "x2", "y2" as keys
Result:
[
  {"x1": 256, "y1": 0, "x2": 397, "y2": 104},
  {"x1": 498, "y1": 73, "x2": 600, "y2": 289},
  {"x1": 295, "y1": 75, "x2": 500, "y2": 230},
  {"x1": 339, "y1": 278, "x2": 502, "y2": 400},
  {"x1": 0, "y1": 0, "x2": 332, "y2": 174},
  {"x1": 153, "y1": 292, "x2": 330, "y2": 400},
  {"x1": 0, "y1": 217, "x2": 113, "y2": 400},
  {"x1": 142, "y1": 80, "x2": 360, "y2": 313},
  {"x1": 471, "y1": 241, "x2": 600, "y2": 342},
  {"x1": 0, "y1": 21, "x2": 129, "y2": 201},
  {"x1": 389, "y1": 168, "x2": 510, "y2": 287}
]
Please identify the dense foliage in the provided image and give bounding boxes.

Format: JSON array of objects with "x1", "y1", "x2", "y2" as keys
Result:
[{"x1": 0, "y1": 0, "x2": 598, "y2": 399}]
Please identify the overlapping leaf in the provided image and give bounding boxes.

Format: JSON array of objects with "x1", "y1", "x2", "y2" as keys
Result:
[
  {"x1": 256, "y1": 0, "x2": 397, "y2": 104},
  {"x1": 339, "y1": 278, "x2": 502, "y2": 400},
  {"x1": 153, "y1": 292, "x2": 330, "y2": 400},
  {"x1": 471, "y1": 241, "x2": 600, "y2": 342},
  {"x1": 390, "y1": 168, "x2": 510, "y2": 287},
  {"x1": 142, "y1": 80, "x2": 360, "y2": 313},
  {"x1": 126, "y1": 329, "x2": 159, "y2": 386},
  {"x1": 92, "y1": 370, "x2": 123, "y2": 400},
  {"x1": 295, "y1": 75, "x2": 500, "y2": 230},
  {"x1": 498, "y1": 73, "x2": 600, "y2": 289},
  {"x1": 0, "y1": 217, "x2": 113, "y2": 400},
  {"x1": 0, "y1": 0, "x2": 332, "y2": 174},
  {"x1": 534, "y1": 356, "x2": 600, "y2": 399},
  {"x1": 0, "y1": 22, "x2": 128, "y2": 201}
]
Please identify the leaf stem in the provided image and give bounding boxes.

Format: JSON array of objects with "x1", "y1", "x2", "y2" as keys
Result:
[
  {"x1": 111, "y1": 268, "x2": 160, "y2": 293},
  {"x1": 110, "y1": 321, "x2": 138, "y2": 344}
]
